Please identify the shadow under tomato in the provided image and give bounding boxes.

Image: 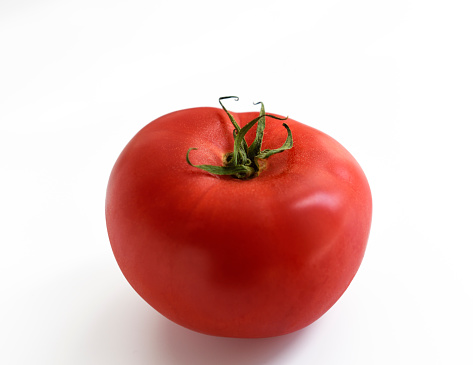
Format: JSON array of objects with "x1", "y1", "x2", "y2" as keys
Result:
[
  {"x1": 154, "y1": 318, "x2": 307, "y2": 365},
  {"x1": 78, "y1": 262, "x2": 313, "y2": 365}
]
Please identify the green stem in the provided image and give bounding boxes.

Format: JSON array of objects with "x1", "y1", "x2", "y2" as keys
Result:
[
  {"x1": 187, "y1": 97, "x2": 293, "y2": 179},
  {"x1": 219, "y1": 96, "x2": 248, "y2": 165},
  {"x1": 247, "y1": 101, "x2": 265, "y2": 161}
]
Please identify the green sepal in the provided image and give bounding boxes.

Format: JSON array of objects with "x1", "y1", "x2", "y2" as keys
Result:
[
  {"x1": 219, "y1": 96, "x2": 249, "y2": 162},
  {"x1": 187, "y1": 148, "x2": 254, "y2": 178},
  {"x1": 247, "y1": 101, "x2": 266, "y2": 161},
  {"x1": 228, "y1": 114, "x2": 265, "y2": 166},
  {"x1": 219, "y1": 96, "x2": 241, "y2": 133},
  {"x1": 231, "y1": 129, "x2": 248, "y2": 166},
  {"x1": 255, "y1": 123, "x2": 293, "y2": 159}
]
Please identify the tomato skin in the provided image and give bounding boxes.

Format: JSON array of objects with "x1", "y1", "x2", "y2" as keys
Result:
[{"x1": 106, "y1": 107, "x2": 372, "y2": 338}]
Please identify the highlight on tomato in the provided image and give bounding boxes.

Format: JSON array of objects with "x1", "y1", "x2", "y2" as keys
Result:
[{"x1": 106, "y1": 97, "x2": 372, "y2": 338}]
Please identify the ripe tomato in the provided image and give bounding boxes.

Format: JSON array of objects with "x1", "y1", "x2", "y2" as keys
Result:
[{"x1": 106, "y1": 97, "x2": 372, "y2": 338}]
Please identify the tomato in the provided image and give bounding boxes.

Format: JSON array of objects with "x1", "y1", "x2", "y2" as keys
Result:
[{"x1": 105, "y1": 97, "x2": 372, "y2": 338}]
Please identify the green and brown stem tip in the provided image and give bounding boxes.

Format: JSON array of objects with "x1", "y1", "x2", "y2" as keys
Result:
[{"x1": 186, "y1": 96, "x2": 293, "y2": 180}]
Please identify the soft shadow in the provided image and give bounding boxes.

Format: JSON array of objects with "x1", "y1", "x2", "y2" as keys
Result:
[
  {"x1": 77, "y1": 264, "x2": 312, "y2": 364},
  {"x1": 153, "y1": 318, "x2": 306, "y2": 365}
]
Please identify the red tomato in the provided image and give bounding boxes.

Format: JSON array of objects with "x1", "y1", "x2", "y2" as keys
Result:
[{"x1": 106, "y1": 98, "x2": 372, "y2": 338}]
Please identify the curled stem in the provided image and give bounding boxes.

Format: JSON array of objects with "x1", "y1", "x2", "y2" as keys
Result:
[{"x1": 187, "y1": 97, "x2": 293, "y2": 179}]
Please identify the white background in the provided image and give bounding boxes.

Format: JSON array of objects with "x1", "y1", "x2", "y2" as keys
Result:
[{"x1": 1, "y1": 1, "x2": 472, "y2": 364}]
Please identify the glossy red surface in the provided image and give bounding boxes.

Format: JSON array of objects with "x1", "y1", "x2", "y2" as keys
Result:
[{"x1": 106, "y1": 107, "x2": 372, "y2": 338}]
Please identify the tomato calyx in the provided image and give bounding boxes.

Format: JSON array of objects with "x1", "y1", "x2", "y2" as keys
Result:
[{"x1": 186, "y1": 96, "x2": 293, "y2": 179}]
